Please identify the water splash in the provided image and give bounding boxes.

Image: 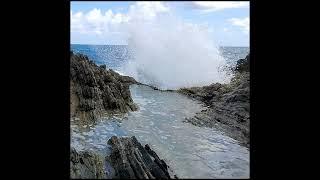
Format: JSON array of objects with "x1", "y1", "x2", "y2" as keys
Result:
[{"x1": 122, "y1": 12, "x2": 230, "y2": 90}]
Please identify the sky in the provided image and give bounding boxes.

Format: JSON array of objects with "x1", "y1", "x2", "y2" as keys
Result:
[{"x1": 71, "y1": 1, "x2": 250, "y2": 47}]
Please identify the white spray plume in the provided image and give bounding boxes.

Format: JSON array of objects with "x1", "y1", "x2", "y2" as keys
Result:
[
  {"x1": 71, "y1": 2, "x2": 231, "y2": 89},
  {"x1": 122, "y1": 9, "x2": 230, "y2": 90}
]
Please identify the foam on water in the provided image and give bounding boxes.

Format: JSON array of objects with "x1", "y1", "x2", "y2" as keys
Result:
[{"x1": 71, "y1": 85, "x2": 249, "y2": 178}]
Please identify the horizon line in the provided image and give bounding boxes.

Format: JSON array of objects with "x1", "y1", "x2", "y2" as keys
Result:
[{"x1": 70, "y1": 43, "x2": 250, "y2": 48}]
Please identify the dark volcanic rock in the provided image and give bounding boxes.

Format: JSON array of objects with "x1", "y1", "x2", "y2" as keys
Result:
[
  {"x1": 178, "y1": 55, "x2": 250, "y2": 147},
  {"x1": 70, "y1": 52, "x2": 138, "y2": 124},
  {"x1": 70, "y1": 148, "x2": 106, "y2": 179},
  {"x1": 107, "y1": 136, "x2": 176, "y2": 179}
]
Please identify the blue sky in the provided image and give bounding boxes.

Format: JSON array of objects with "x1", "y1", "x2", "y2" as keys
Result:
[{"x1": 71, "y1": 1, "x2": 249, "y2": 47}]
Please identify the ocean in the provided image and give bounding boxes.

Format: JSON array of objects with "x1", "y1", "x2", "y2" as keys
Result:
[{"x1": 70, "y1": 44, "x2": 249, "y2": 74}]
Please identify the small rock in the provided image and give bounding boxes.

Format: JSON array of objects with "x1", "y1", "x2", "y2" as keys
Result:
[{"x1": 100, "y1": 64, "x2": 106, "y2": 69}]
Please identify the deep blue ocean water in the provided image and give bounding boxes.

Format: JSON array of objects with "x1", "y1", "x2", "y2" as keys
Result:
[{"x1": 70, "y1": 44, "x2": 249, "y2": 73}]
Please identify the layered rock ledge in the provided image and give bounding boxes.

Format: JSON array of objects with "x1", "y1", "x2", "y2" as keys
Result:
[
  {"x1": 70, "y1": 51, "x2": 138, "y2": 124},
  {"x1": 71, "y1": 136, "x2": 177, "y2": 179},
  {"x1": 107, "y1": 136, "x2": 176, "y2": 179},
  {"x1": 178, "y1": 54, "x2": 250, "y2": 147}
]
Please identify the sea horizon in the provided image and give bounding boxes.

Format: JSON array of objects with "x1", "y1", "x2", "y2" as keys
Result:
[{"x1": 70, "y1": 43, "x2": 249, "y2": 48}]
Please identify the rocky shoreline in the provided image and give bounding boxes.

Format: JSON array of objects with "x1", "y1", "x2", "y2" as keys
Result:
[
  {"x1": 178, "y1": 54, "x2": 250, "y2": 147},
  {"x1": 70, "y1": 51, "x2": 138, "y2": 124},
  {"x1": 70, "y1": 52, "x2": 176, "y2": 179},
  {"x1": 70, "y1": 51, "x2": 250, "y2": 178},
  {"x1": 71, "y1": 136, "x2": 177, "y2": 179}
]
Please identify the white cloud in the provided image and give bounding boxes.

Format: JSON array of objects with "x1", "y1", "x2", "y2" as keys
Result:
[
  {"x1": 228, "y1": 17, "x2": 249, "y2": 34},
  {"x1": 71, "y1": 1, "x2": 169, "y2": 36},
  {"x1": 128, "y1": 1, "x2": 169, "y2": 20},
  {"x1": 71, "y1": 8, "x2": 130, "y2": 35},
  {"x1": 189, "y1": 1, "x2": 249, "y2": 12}
]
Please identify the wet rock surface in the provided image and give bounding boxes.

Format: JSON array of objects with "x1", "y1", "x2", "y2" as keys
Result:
[
  {"x1": 70, "y1": 148, "x2": 106, "y2": 179},
  {"x1": 178, "y1": 54, "x2": 250, "y2": 147},
  {"x1": 107, "y1": 136, "x2": 177, "y2": 179},
  {"x1": 70, "y1": 52, "x2": 138, "y2": 124}
]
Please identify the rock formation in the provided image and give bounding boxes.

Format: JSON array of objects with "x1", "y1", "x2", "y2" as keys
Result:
[
  {"x1": 70, "y1": 51, "x2": 138, "y2": 124},
  {"x1": 178, "y1": 54, "x2": 250, "y2": 147},
  {"x1": 234, "y1": 54, "x2": 250, "y2": 73},
  {"x1": 70, "y1": 148, "x2": 106, "y2": 179},
  {"x1": 107, "y1": 136, "x2": 176, "y2": 179},
  {"x1": 70, "y1": 136, "x2": 177, "y2": 179}
]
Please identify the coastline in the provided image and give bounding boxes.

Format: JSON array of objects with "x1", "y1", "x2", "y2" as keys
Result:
[
  {"x1": 70, "y1": 52, "x2": 250, "y2": 178},
  {"x1": 178, "y1": 54, "x2": 250, "y2": 147},
  {"x1": 70, "y1": 51, "x2": 177, "y2": 179}
]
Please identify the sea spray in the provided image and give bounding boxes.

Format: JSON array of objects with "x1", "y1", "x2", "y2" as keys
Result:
[{"x1": 121, "y1": 11, "x2": 231, "y2": 90}]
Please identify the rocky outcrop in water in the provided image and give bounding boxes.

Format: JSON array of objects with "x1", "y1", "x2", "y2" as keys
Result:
[
  {"x1": 70, "y1": 148, "x2": 106, "y2": 179},
  {"x1": 234, "y1": 54, "x2": 250, "y2": 73},
  {"x1": 178, "y1": 54, "x2": 250, "y2": 147},
  {"x1": 107, "y1": 136, "x2": 177, "y2": 179},
  {"x1": 70, "y1": 136, "x2": 176, "y2": 179},
  {"x1": 70, "y1": 51, "x2": 138, "y2": 124}
]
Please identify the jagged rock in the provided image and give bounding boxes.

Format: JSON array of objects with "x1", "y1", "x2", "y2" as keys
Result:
[
  {"x1": 70, "y1": 148, "x2": 106, "y2": 179},
  {"x1": 107, "y1": 136, "x2": 176, "y2": 179},
  {"x1": 178, "y1": 55, "x2": 250, "y2": 147},
  {"x1": 178, "y1": 83, "x2": 225, "y2": 104},
  {"x1": 235, "y1": 54, "x2": 250, "y2": 73},
  {"x1": 137, "y1": 82, "x2": 175, "y2": 92},
  {"x1": 70, "y1": 52, "x2": 138, "y2": 124},
  {"x1": 99, "y1": 64, "x2": 106, "y2": 69}
]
